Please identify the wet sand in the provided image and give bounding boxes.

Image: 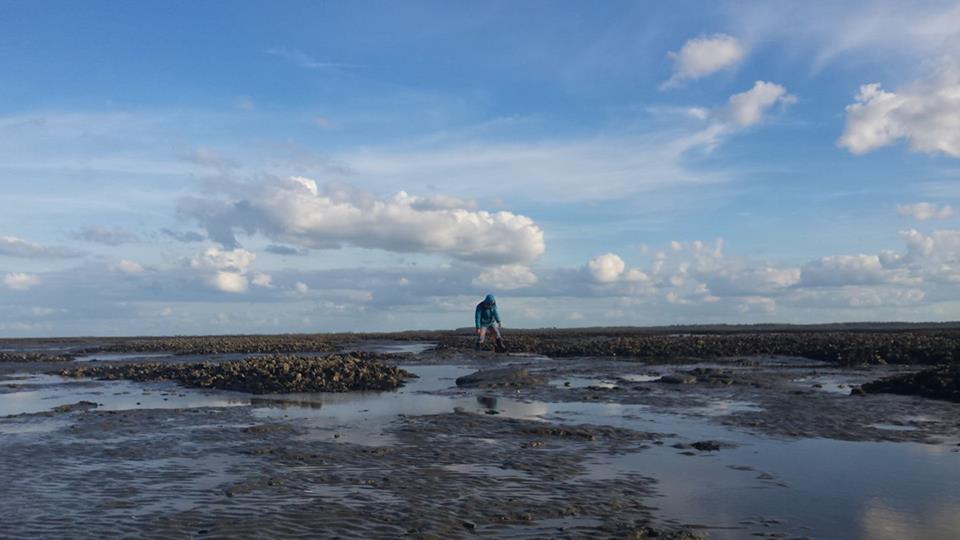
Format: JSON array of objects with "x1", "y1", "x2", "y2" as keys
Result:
[{"x1": 1, "y1": 333, "x2": 960, "y2": 539}]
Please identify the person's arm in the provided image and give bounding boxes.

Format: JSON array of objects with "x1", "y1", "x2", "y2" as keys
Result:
[
  {"x1": 475, "y1": 305, "x2": 482, "y2": 330},
  {"x1": 493, "y1": 304, "x2": 501, "y2": 325}
]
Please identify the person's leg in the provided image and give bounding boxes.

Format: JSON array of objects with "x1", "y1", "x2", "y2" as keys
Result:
[
  {"x1": 492, "y1": 325, "x2": 502, "y2": 339},
  {"x1": 477, "y1": 326, "x2": 488, "y2": 345}
]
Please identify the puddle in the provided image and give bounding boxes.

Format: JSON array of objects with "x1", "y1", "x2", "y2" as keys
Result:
[
  {"x1": 0, "y1": 375, "x2": 248, "y2": 416},
  {"x1": 792, "y1": 374, "x2": 863, "y2": 394},
  {"x1": 584, "y1": 436, "x2": 960, "y2": 539},
  {"x1": 686, "y1": 400, "x2": 764, "y2": 417},
  {"x1": 550, "y1": 377, "x2": 620, "y2": 389},
  {"x1": 619, "y1": 373, "x2": 663, "y2": 383},
  {"x1": 339, "y1": 341, "x2": 436, "y2": 355},
  {"x1": 72, "y1": 353, "x2": 174, "y2": 362}
]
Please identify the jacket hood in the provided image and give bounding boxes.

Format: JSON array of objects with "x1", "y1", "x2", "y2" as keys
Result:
[{"x1": 484, "y1": 294, "x2": 496, "y2": 304}]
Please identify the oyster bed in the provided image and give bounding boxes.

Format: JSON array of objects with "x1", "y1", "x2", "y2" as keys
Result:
[
  {"x1": 59, "y1": 354, "x2": 411, "y2": 394},
  {"x1": 863, "y1": 365, "x2": 960, "y2": 402}
]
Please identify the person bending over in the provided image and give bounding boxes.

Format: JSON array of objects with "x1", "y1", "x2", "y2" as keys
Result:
[{"x1": 475, "y1": 294, "x2": 506, "y2": 352}]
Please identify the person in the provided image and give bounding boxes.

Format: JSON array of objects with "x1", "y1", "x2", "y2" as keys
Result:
[{"x1": 475, "y1": 294, "x2": 506, "y2": 352}]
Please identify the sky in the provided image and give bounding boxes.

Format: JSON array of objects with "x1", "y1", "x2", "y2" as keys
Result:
[{"x1": 1, "y1": 0, "x2": 960, "y2": 336}]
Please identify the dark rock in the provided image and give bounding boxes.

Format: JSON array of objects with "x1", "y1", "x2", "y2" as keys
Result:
[
  {"x1": 861, "y1": 365, "x2": 960, "y2": 402},
  {"x1": 691, "y1": 441, "x2": 722, "y2": 452},
  {"x1": 455, "y1": 367, "x2": 546, "y2": 388},
  {"x1": 51, "y1": 401, "x2": 99, "y2": 413},
  {"x1": 674, "y1": 440, "x2": 736, "y2": 452}
]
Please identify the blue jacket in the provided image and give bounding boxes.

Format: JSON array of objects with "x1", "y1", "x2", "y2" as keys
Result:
[{"x1": 475, "y1": 294, "x2": 500, "y2": 328}]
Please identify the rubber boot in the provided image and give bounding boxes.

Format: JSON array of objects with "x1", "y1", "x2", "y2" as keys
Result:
[
  {"x1": 495, "y1": 338, "x2": 507, "y2": 353},
  {"x1": 475, "y1": 340, "x2": 482, "y2": 351}
]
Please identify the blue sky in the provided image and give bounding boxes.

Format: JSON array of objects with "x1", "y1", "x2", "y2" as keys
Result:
[{"x1": 2, "y1": 0, "x2": 960, "y2": 336}]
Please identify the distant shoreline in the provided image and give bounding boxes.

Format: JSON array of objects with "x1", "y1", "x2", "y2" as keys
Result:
[{"x1": 5, "y1": 320, "x2": 960, "y2": 342}]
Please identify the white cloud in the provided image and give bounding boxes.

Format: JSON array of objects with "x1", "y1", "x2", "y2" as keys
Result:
[
  {"x1": 472, "y1": 265, "x2": 538, "y2": 290},
  {"x1": 662, "y1": 34, "x2": 746, "y2": 88},
  {"x1": 844, "y1": 287, "x2": 925, "y2": 307},
  {"x1": 839, "y1": 68, "x2": 960, "y2": 157},
  {"x1": 112, "y1": 259, "x2": 145, "y2": 274},
  {"x1": 251, "y1": 272, "x2": 274, "y2": 288},
  {"x1": 898, "y1": 229, "x2": 960, "y2": 283},
  {"x1": 181, "y1": 177, "x2": 546, "y2": 265},
  {"x1": 705, "y1": 265, "x2": 800, "y2": 296},
  {"x1": 623, "y1": 268, "x2": 650, "y2": 283},
  {"x1": 294, "y1": 281, "x2": 309, "y2": 294},
  {"x1": 0, "y1": 236, "x2": 82, "y2": 259},
  {"x1": 800, "y1": 254, "x2": 887, "y2": 287},
  {"x1": 3, "y1": 272, "x2": 40, "y2": 291},
  {"x1": 188, "y1": 247, "x2": 256, "y2": 272},
  {"x1": 727, "y1": 81, "x2": 797, "y2": 127},
  {"x1": 897, "y1": 202, "x2": 955, "y2": 221},
  {"x1": 587, "y1": 253, "x2": 626, "y2": 283},
  {"x1": 186, "y1": 247, "x2": 257, "y2": 294},
  {"x1": 209, "y1": 271, "x2": 248, "y2": 294}
]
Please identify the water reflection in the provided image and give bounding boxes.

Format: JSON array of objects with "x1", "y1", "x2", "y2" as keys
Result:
[
  {"x1": 0, "y1": 375, "x2": 247, "y2": 416},
  {"x1": 2, "y1": 357, "x2": 959, "y2": 540},
  {"x1": 860, "y1": 498, "x2": 960, "y2": 540}
]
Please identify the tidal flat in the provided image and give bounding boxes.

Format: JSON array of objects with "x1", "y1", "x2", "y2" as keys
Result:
[{"x1": 2, "y1": 327, "x2": 960, "y2": 539}]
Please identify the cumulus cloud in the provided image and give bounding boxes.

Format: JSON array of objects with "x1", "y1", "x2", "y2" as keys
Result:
[
  {"x1": 74, "y1": 225, "x2": 139, "y2": 245},
  {"x1": 705, "y1": 266, "x2": 800, "y2": 296},
  {"x1": 210, "y1": 271, "x2": 248, "y2": 294},
  {"x1": 587, "y1": 253, "x2": 626, "y2": 283},
  {"x1": 662, "y1": 34, "x2": 746, "y2": 89},
  {"x1": 897, "y1": 229, "x2": 960, "y2": 283},
  {"x1": 0, "y1": 236, "x2": 82, "y2": 259},
  {"x1": 897, "y1": 202, "x2": 955, "y2": 221},
  {"x1": 3, "y1": 272, "x2": 40, "y2": 291},
  {"x1": 186, "y1": 247, "x2": 257, "y2": 294},
  {"x1": 472, "y1": 265, "x2": 538, "y2": 290},
  {"x1": 800, "y1": 254, "x2": 888, "y2": 287},
  {"x1": 294, "y1": 282, "x2": 309, "y2": 294},
  {"x1": 727, "y1": 81, "x2": 797, "y2": 127},
  {"x1": 409, "y1": 194, "x2": 477, "y2": 211},
  {"x1": 188, "y1": 247, "x2": 256, "y2": 272},
  {"x1": 180, "y1": 176, "x2": 545, "y2": 265},
  {"x1": 838, "y1": 68, "x2": 960, "y2": 156}
]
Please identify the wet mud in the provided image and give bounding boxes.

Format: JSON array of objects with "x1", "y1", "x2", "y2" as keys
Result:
[{"x1": 2, "y1": 330, "x2": 960, "y2": 539}]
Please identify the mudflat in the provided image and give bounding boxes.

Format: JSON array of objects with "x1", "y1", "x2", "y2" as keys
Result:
[{"x1": 2, "y1": 327, "x2": 960, "y2": 539}]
